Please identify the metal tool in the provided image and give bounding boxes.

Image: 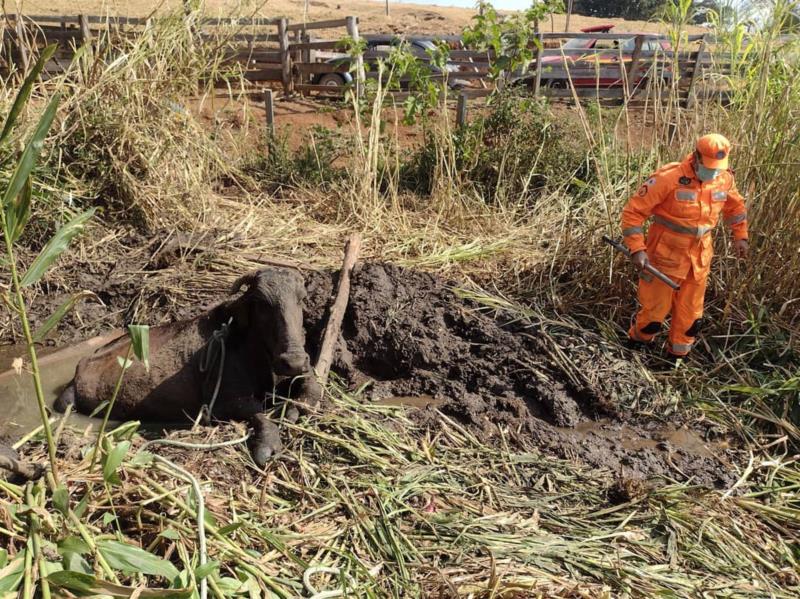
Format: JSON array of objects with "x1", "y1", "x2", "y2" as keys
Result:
[{"x1": 603, "y1": 235, "x2": 680, "y2": 291}]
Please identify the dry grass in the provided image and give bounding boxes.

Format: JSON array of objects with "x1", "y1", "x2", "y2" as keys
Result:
[{"x1": 3, "y1": 387, "x2": 799, "y2": 597}]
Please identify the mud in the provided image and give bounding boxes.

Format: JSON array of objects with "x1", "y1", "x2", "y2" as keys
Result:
[
  {"x1": 3, "y1": 261, "x2": 736, "y2": 487},
  {"x1": 303, "y1": 263, "x2": 736, "y2": 487},
  {"x1": 0, "y1": 334, "x2": 121, "y2": 442}
]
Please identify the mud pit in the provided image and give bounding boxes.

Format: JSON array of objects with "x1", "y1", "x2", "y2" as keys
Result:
[
  {"x1": 303, "y1": 263, "x2": 734, "y2": 488},
  {"x1": 1, "y1": 262, "x2": 734, "y2": 487}
]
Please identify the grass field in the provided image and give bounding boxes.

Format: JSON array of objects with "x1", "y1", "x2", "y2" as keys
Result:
[{"x1": 0, "y1": 1, "x2": 798, "y2": 597}]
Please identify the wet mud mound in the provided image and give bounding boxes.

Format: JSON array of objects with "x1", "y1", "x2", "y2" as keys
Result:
[{"x1": 304, "y1": 263, "x2": 735, "y2": 488}]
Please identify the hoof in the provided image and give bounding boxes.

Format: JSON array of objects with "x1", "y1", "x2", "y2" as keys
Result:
[
  {"x1": 0, "y1": 446, "x2": 44, "y2": 482},
  {"x1": 298, "y1": 377, "x2": 322, "y2": 411},
  {"x1": 284, "y1": 405, "x2": 300, "y2": 425},
  {"x1": 250, "y1": 414, "x2": 282, "y2": 468},
  {"x1": 54, "y1": 384, "x2": 76, "y2": 413}
]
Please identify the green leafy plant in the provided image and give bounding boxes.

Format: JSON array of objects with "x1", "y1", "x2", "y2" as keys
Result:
[
  {"x1": 90, "y1": 324, "x2": 150, "y2": 469},
  {"x1": 387, "y1": 41, "x2": 452, "y2": 125},
  {"x1": 463, "y1": 0, "x2": 564, "y2": 84},
  {"x1": 0, "y1": 45, "x2": 97, "y2": 484}
]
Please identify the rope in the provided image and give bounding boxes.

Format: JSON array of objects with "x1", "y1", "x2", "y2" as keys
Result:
[
  {"x1": 198, "y1": 317, "x2": 233, "y2": 425},
  {"x1": 138, "y1": 434, "x2": 250, "y2": 599}
]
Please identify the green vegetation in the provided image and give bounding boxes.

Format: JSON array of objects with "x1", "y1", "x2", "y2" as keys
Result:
[{"x1": 0, "y1": 0, "x2": 799, "y2": 597}]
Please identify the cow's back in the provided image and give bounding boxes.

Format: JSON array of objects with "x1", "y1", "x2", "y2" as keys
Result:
[{"x1": 74, "y1": 318, "x2": 207, "y2": 421}]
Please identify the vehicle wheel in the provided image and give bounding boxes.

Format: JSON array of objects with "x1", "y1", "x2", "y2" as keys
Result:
[
  {"x1": 318, "y1": 73, "x2": 346, "y2": 87},
  {"x1": 548, "y1": 79, "x2": 568, "y2": 89}
]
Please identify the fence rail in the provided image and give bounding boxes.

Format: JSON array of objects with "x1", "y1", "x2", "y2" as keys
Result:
[{"x1": 1, "y1": 11, "x2": 737, "y2": 108}]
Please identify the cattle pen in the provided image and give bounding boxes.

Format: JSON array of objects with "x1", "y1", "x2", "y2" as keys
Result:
[{"x1": 2, "y1": 10, "x2": 738, "y2": 124}]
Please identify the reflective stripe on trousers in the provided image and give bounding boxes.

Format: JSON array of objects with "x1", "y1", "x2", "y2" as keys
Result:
[{"x1": 671, "y1": 342, "x2": 693, "y2": 355}]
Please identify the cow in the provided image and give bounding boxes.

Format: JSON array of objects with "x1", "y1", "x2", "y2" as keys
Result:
[{"x1": 55, "y1": 266, "x2": 320, "y2": 466}]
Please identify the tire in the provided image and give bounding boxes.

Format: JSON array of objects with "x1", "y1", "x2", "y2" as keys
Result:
[{"x1": 318, "y1": 73, "x2": 346, "y2": 87}]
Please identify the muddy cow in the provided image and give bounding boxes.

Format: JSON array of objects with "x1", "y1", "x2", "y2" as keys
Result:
[{"x1": 56, "y1": 266, "x2": 320, "y2": 466}]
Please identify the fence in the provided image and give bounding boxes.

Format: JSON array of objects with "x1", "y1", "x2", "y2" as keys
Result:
[{"x1": 1, "y1": 12, "x2": 734, "y2": 110}]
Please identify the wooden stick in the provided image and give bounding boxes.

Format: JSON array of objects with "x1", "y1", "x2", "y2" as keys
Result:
[
  {"x1": 15, "y1": 19, "x2": 29, "y2": 73},
  {"x1": 345, "y1": 16, "x2": 364, "y2": 98},
  {"x1": 532, "y1": 31, "x2": 543, "y2": 97},
  {"x1": 314, "y1": 233, "x2": 362, "y2": 385},
  {"x1": 79, "y1": 14, "x2": 92, "y2": 44},
  {"x1": 456, "y1": 93, "x2": 467, "y2": 128},
  {"x1": 685, "y1": 35, "x2": 707, "y2": 109},
  {"x1": 263, "y1": 88, "x2": 275, "y2": 137},
  {"x1": 278, "y1": 18, "x2": 292, "y2": 95}
]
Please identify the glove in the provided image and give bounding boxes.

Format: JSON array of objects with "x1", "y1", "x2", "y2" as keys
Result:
[{"x1": 631, "y1": 250, "x2": 648, "y2": 271}]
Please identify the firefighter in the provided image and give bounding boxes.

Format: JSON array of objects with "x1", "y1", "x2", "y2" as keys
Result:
[{"x1": 621, "y1": 134, "x2": 749, "y2": 357}]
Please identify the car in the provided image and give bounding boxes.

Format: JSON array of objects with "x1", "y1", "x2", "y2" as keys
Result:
[
  {"x1": 515, "y1": 24, "x2": 673, "y2": 90},
  {"x1": 311, "y1": 36, "x2": 469, "y2": 90}
]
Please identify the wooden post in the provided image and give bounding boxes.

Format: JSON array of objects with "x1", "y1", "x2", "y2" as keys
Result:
[
  {"x1": 625, "y1": 35, "x2": 644, "y2": 101},
  {"x1": 456, "y1": 93, "x2": 467, "y2": 128},
  {"x1": 278, "y1": 18, "x2": 292, "y2": 95},
  {"x1": 302, "y1": 31, "x2": 312, "y2": 87},
  {"x1": 532, "y1": 32, "x2": 544, "y2": 97},
  {"x1": 79, "y1": 14, "x2": 92, "y2": 44},
  {"x1": 684, "y1": 35, "x2": 707, "y2": 109},
  {"x1": 292, "y1": 29, "x2": 302, "y2": 85},
  {"x1": 263, "y1": 88, "x2": 275, "y2": 138},
  {"x1": 15, "y1": 19, "x2": 29, "y2": 73},
  {"x1": 345, "y1": 16, "x2": 364, "y2": 98},
  {"x1": 565, "y1": 0, "x2": 573, "y2": 32},
  {"x1": 386, "y1": 0, "x2": 390, "y2": 16},
  {"x1": 305, "y1": 31, "x2": 314, "y2": 64}
]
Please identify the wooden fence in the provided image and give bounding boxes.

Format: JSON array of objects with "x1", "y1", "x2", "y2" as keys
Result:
[{"x1": 1, "y1": 12, "x2": 734, "y2": 110}]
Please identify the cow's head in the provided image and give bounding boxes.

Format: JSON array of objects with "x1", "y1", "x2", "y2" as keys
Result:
[{"x1": 230, "y1": 267, "x2": 310, "y2": 377}]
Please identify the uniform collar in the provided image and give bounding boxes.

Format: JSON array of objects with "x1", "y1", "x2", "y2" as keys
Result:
[{"x1": 681, "y1": 153, "x2": 698, "y2": 181}]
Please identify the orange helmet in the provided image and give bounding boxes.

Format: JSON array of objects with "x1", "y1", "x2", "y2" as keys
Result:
[{"x1": 696, "y1": 134, "x2": 731, "y2": 170}]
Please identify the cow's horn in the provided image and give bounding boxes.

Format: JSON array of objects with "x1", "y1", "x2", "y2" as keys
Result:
[{"x1": 230, "y1": 270, "x2": 260, "y2": 294}]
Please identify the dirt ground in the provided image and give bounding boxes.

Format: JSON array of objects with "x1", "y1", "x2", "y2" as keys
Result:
[{"x1": 13, "y1": 0, "x2": 697, "y2": 36}]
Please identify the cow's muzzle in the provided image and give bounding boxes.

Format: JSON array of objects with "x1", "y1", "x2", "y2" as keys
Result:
[{"x1": 274, "y1": 350, "x2": 310, "y2": 377}]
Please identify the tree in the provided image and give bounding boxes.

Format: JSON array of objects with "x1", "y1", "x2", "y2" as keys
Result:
[
  {"x1": 572, "y1": 0, "x2": 665, "y2": 20},
  {"x1": 692, "y1": 1, "x2": 743, "y2": 25}
]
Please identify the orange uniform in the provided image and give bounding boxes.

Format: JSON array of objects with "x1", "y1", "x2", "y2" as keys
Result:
[{"x1": 621, "y1": 153, "x2": 748, "y2": 355}]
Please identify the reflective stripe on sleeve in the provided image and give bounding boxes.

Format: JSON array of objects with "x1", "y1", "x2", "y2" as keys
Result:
[
  {"x1": 712, "y1": 190, "x2": 727, "y2": 201},
  {"x1": 622, "y1": 226, "x2": 643, "y2": 237},
  {"x1": 725, "y1": 212, "x2": 747, "y2": 226}
]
